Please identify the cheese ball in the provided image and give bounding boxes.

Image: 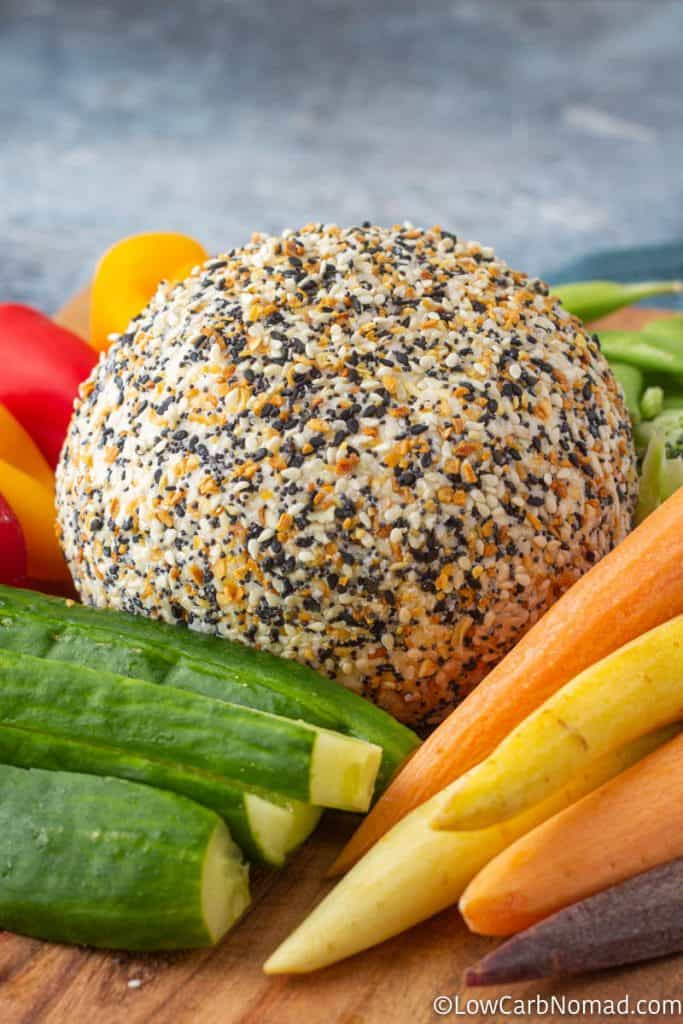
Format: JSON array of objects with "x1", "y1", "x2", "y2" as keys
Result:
[{"x1": 57, "y1": 224, "x2": 637, "y2": 730}]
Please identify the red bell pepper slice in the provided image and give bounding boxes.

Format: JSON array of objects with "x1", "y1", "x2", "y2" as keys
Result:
[
  {"x1": 0, "y1": 304, "x2": 98, "y2": 468},
  {"x1": 0, "y1": 492, "x2": 27, "y2": 586}
]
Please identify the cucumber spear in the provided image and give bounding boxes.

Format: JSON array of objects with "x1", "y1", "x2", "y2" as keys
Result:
[
  {"x1": 0, "y1": 584, "x2": 418, "y2": 793},
  {"x1": 0, "y1": 765, "x2": 250, "y2": 951},
  {"x1": 0, "y1": 649, "x2": 380, "y2": 868},
  {"x1": 0, "y1": 648, "x2": 380, "y2": 814}
]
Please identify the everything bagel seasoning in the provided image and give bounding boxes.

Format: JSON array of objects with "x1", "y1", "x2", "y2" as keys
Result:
[{"x1": 57, "y1": 224, "x2": 637, "y2": 729}]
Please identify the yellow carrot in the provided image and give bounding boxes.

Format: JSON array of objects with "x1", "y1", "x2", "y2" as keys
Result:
[
  {"x1": 461, "y1": 730, "x2": 683, "y2": 936},
  {"x1": 264, "y1": 729, "x2": 675, "y2": 974},
  {"x1": 433, "y1": 614, "x2": 683, "y2": 832}
]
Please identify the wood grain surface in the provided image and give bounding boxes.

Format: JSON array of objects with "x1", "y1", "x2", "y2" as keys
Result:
[{"x1": 0, "y1": 301, "x2": 680, "y2": 1024}]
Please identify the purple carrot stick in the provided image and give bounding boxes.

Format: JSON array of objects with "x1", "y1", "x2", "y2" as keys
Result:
[{"x1": 466, "y1": 857, "x2": 683, "y2": 986}]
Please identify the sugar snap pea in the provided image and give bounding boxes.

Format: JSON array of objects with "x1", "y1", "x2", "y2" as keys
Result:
[
  {"x1": 643, "y1": 315, "x2": 683, "y2": 344},
  {"x1": 635, "y1": 410, "x2": 683, "y2": 522},
  {"x1": 595, "y1": 310, "x2": 683, "y2": 517},
  {"x1": 640, "y1": 386, "x2": 664, "y2": 421},
  {"x1": 609, "y1": 363, "x2": 643, "y2": 423},
  {"x1": 553, "y1": 280, "x2": 682, "y2": 324},
  {"x1": 599, "y1": 330, "x2": 683, "y2": 378}
]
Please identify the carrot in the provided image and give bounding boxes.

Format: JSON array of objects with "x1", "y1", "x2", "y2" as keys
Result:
[
  {"x1": 433, "y1": 614, "x2": 683, "y2": 833},
  {"x1": 264, "y1": 729, "x2": 673, "y2": 975},
  {"x1": 330, "y1": 487, "x2": 683, "y2": 876},
  {"x1": 464, "y1": 857, "x2": 683, "y2": 986},
  {"x1": 460, "y1": 731, "x2": 683, "y2": 937}
]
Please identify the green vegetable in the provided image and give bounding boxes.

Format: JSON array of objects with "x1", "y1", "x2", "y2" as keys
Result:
[
  {"x1": 609, "y1": 363, "x2": 643, "y2": 423},
  {"x1": 0, "y1": 647, "x2": 381, "y2": 813},
  {"x1": 0, "y1": 585, "x2": 418, "y2": 793},
  {"x1": 635, "y1": 410, "x2": 683, "y2": 522},
  {"x1": 636, "y1": 430, "x2": 665, "y2": 521},
  {"x1": 554, "y1": 280, "x2": 682, "y2": 324},
  {"x1": 640, "y1": 386, "x2": 664, "y2": 421},
  {"x1": 0, "y1": 721, "x2": 319, "y2": 866},
  {"x1": 0, "y1": 649, "x2": 381, "y2": 810},
  {"x1": 642, "y1": 314, "x2": 683, "y2": 344},
  {"x1": 0, "y1": 764, "x2": 250, "y2": 950},
  {"x1": 599, "y1": 330, "x2": 683, "y2": 378},
  {"x1": 594, "y1": 312, "x2": 683, "y2": 521}
]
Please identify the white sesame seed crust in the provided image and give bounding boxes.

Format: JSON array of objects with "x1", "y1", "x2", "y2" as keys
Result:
[{"x1": 56, "y1": 224, "x2": 637, "y2": 730}]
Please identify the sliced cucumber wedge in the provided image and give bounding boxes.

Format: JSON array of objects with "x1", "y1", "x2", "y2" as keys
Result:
[
  {"x1": 246, "y1": 794, "x2": 322, "y2": 865},
  {"x1": 0, "y1": 764, "x2": 250, "y2": 950},
  {"x1": 202, "y1": 822, "x2": 251, "y2": 945},
  {"x1": 0, "y1": 585, "x2": 419, "y2": 792},
  {"x1": 309, "y1": 728, "x2": 380, "y2": 812},
  {"x1": 0, "y1": 649, "x2": 380, "y2": 811},
  {"x1": 0, "y1": 722, "x2": 317, "y2": 867}
]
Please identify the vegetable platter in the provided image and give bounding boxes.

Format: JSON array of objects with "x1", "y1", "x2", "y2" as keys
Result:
[{"x1": 0, "y1": 296, "x2": 679, "y2": 1024}]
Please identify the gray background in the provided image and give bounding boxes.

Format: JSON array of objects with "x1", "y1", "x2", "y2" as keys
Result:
[{"x1": 2, "y1": 0, "x2": 682, "y2": 313}]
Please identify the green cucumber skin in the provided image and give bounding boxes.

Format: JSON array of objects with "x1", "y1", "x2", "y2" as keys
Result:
[
  {"x1": 0, "y1": 586, "x2": 419, "y2": 790},
  {"x1": 0, "y1": 649, "x2": 317, "y2": 802},
  {"x1": 0, "y1": 722, "x2": 267, "y2": 862},
  {"x1": 0, "y1": 612, "x2": 336, "y2": 721},
  {"x1": 0, "y1": 764, "x2": 246, "y2": 950}
]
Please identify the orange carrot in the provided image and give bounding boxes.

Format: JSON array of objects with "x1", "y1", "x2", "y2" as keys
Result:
[
  {"x1": 464, "y1": 857, "x2": 683, "y2": 984},
  {"x1": 330, "y1": 487, "x2": 683, "y2": 876},
  {"x1": 460, "y1": 731, "x2": 683, "y2": 936}
]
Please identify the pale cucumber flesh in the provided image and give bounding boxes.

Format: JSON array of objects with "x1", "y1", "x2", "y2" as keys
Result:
[
  {"x1": 245, "y1": 794, "x2": 323, "y2": 866},
  {"x1": 310, "y1": 729, "x2": 382, "y2": 812},
  {"x1": 0, "y1": 764, "x2": 250, "y2": 950},
  {"x1": 201, "y1": 821, "x2": 251, "y2": 943}
]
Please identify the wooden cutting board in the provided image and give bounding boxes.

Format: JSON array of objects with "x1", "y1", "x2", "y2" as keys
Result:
[{"x1": 0, "y1": 300, "x2": 679, "y2": 1024}]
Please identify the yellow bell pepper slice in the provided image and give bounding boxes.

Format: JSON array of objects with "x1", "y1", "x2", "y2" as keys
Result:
[
  {"x1": 0, "y1": 459, "x2": 68, "y2": 581},
  {"x1": 0, "y1": 404, "x2": 54, "y2": 491},
  {"x1": 90, "y1": 232, "x2": 208, "y2": 351}
]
